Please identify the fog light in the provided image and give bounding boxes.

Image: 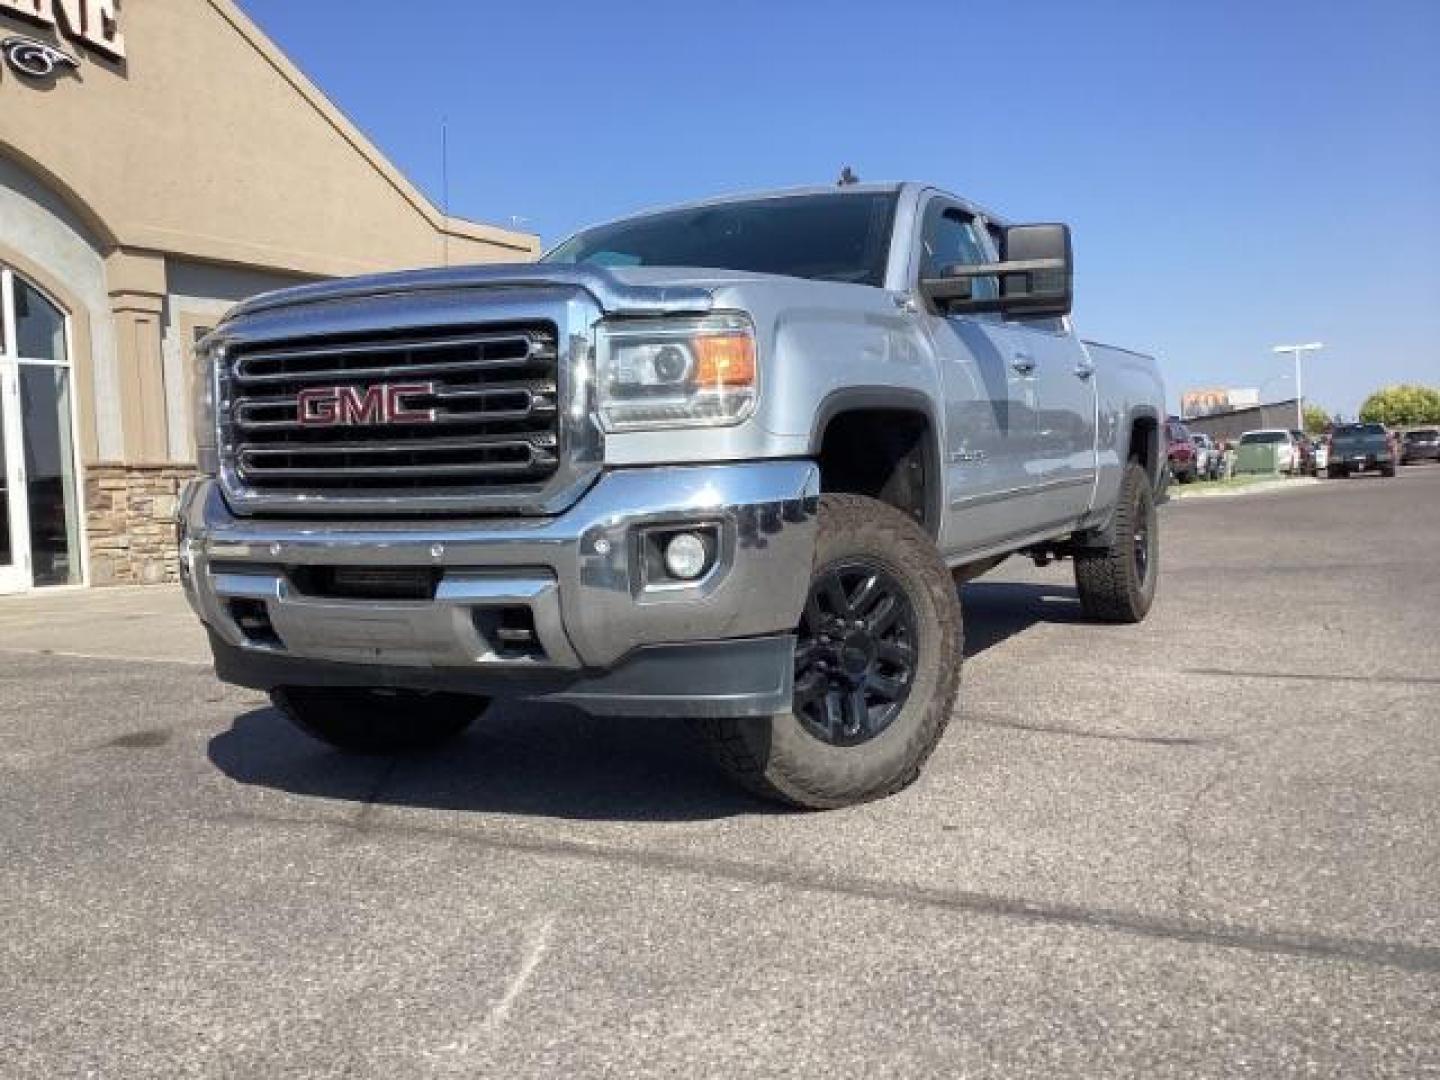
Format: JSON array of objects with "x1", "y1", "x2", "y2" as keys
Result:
[{"x1": 663, "y1": 532, "x2": 710, "y2": 580}]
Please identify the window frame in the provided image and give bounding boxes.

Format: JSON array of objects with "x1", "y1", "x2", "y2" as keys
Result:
[
  {"x1": 0, "y1": 264, "x2": 89, "y2": 590},
  {"x1": 910, "y1": 194, "x2": 1002, "y2": 320}
]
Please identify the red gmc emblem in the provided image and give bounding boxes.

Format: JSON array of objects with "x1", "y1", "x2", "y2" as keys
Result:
[{"x1": 296, "y1": 382, "x2": 437, "y2": 427}]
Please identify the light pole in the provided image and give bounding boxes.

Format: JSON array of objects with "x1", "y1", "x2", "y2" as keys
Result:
[{"x1": 1272, "y1": 342, "x2": 1323, "y2": 430}]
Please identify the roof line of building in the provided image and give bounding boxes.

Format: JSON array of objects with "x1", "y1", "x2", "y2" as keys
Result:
[{"x1": 207, "y1": 0, "x2": 537, "y2": 256}]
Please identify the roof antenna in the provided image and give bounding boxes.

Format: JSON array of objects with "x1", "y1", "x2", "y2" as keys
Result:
[{"x1": 837, "y1": 166, "x2": 859, "y2": 186}]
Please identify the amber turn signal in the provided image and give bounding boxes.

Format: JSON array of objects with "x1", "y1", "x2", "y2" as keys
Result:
[{"x1": 694, "y1": 334, "x2": 757, "y2": 388}]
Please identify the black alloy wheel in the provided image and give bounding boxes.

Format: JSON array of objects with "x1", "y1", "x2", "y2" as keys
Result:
[
  {"x1": 793, "y1": 560, "x2": 919, "y2": 747},
  {"x1": 1132, "y1": 507, "x2": 1152, "y2": 590},
  {"x1": 1073, "y1": 460, "x2": 1158, "y2": 623},
  {"x1": 691, "y1": 494, "x2": 962, "y2": 809}
]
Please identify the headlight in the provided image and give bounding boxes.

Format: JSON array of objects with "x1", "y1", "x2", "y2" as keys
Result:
[
  {"x1": 595, "y1": 313, "x2": 756, "y2": 431},
  {"x1": 193, "y1": 338, "x2": 222, "y2": 475}
]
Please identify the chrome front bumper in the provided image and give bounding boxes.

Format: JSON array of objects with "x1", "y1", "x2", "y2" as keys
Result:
[{"x1": 179, "y1": 460, "x2": 819, "y2": 715}]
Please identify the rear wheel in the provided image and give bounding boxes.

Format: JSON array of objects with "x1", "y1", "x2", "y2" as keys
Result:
[
  {"x1": 1073, "y1": 461, "x2": 1158, "y2": 624},
  {"x1": 272, "y1": 686, "x2": 486, "y2": 754},
  {"x1": 694, "y1": 494, "x2": 962, "y2": 810}
]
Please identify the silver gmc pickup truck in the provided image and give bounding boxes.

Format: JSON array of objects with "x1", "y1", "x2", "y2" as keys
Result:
[{"x1": 180, "y1": 183, "x2": 1165, "y2": 808}]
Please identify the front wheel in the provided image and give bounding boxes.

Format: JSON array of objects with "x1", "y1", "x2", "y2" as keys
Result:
[
  {"x1": 694, "y1": 494, "x2": 963, "y2": 810},
  {"x1": 272, "y1": 686, "x2": 487, "y2": 754},
  {"x1": 1073, "y1": 461, "x2": 1158, "y2": 623}
]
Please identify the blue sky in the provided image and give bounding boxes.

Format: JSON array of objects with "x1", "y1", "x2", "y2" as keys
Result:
[{"x1": 237, "y1": 0, "x2": 1438, "y2": 416}]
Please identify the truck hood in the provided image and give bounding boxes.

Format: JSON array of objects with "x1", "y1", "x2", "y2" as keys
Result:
[
  {"x1": 224, "y1": 263, "x2": 766, "y2": 322},
  {"x1": 223, "y1": 262, "x2": 872, "y2": 325},
  {"x1": 600, "y1": 265, "x2": 809, "y2": 291}
]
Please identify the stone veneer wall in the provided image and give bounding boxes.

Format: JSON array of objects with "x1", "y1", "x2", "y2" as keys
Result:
[{"x1": 84, "y1": 463, "x2": 197, "y2": 586}]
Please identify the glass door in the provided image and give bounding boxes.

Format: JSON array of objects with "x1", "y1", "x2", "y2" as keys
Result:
[
  {"x1": 0, "y1": 359, "x2": 28, "y2": 593},
  {"x1": 0, "y1": 267, "x2": 83, "y2": 592}
]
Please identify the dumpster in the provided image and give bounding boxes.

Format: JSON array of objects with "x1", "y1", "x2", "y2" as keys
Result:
[{"x1": 1234, "y1": 442, "x2": 1281, "y2": 475}]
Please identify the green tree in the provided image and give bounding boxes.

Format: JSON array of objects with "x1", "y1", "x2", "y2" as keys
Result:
[
  {"x1": 1358, "y1": 385, "x2": 1440, "y2": 427},
  {"x1": 1301, "y1": 403, "x2": 1331, "y2": 433}
]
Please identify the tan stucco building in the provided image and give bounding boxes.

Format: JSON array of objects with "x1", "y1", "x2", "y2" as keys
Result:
[{"x1": 0, "y1": 0, "x2": 537, "y2": 592}]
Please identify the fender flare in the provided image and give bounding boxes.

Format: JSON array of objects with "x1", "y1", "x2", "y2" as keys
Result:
[
  {"x1": 1124, "y1": 405, "x2": 1164, "y2": 485},
  {"x1": 809, "y1": 386, "x2": 945, "y2": 536},
  {"x1": 1078, "y1": 405, "x2": 1164, "y2": 549}
]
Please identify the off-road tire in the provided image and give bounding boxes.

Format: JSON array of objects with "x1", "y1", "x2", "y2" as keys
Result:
[
  {"x1": 1381, "y1": 463, "x2": 1397, "y2": 478},
  {"x1": 1073, "y1": 461, "x2": 1158, "y2": 624},
  {"x1": 693, "y1": 494, "x2": 963, "y2": 810},
  {"x1": 272, "y1": 686, "x2": 486, "y2": 754},
  {"x1": 1327, "y1": 466, "x2": 1346, "y2": 479}
]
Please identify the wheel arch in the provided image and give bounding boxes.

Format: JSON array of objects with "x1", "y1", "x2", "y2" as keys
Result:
[
  {"x1": 1125, "y1": 407, "x2": 1163, "y2": 485},
  {"x1": 809, "y1": 387, "x2": 944, "y2": 537}
]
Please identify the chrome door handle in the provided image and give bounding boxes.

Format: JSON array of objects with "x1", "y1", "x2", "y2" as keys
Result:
[
  {"x1": 1075, "y1": 361, "x2": 1095, "y2": 379},
  {"x1": 1010, "y1": 351, "x2": 1036, "y2": 375}
]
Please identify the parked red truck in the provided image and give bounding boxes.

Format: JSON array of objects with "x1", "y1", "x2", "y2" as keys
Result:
[{"x1": 1166, "y1": 418, "x2": 1198, "y2": 483}]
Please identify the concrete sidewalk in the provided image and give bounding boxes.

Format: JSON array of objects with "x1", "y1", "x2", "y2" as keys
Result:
[{"x1": 0, "y1": 584, "x2": 208, "y2": 666}]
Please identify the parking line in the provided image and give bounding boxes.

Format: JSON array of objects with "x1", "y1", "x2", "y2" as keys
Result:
[{"x1": 0, "y1": 647, "x2": 211, "y2": 668}]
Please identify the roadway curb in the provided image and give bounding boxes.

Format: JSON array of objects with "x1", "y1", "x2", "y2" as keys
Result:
[{"x1": 1168, "y1": 477, "x2": 1323, "y2": 500}]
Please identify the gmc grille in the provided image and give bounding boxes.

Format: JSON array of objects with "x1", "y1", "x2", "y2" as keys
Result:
[{"x1": 222, "y1": 323, "x2": 561, "y2": 499}]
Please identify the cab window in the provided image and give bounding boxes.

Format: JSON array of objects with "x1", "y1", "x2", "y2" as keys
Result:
[{"x1": 918, "y1": 203, "x2": 997, "y2": 301}]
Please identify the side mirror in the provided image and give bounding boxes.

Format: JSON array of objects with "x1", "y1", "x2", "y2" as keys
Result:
[{"x1": 921, "y1": 223, "x2": 1073, "y2": 318}]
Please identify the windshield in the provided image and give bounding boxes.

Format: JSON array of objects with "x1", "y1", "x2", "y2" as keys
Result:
[
  {"x1": 1240, "y1": 431, "x2": 1287, "y2": 444},
  {"x1": 543, "y1": 192, "x2": 899, "y2": 287},
  {"x1": 1404, "y1": 428, "x2": 1438, "y2": 440},
  {"x1": 1332, "y1": 424, "x2": 1386, "y2": 442}
]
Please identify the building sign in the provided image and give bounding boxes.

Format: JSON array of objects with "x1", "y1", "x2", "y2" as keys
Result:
[
  {"x1": 1181, "y1": 387, "x2": 1262, "y2": 419},
  {"x1": 2, "y1": 32, "x2": 76, "y2": 76},
  {"x1": 0, "y1": 0, "x2": 124, "y2": 62}
]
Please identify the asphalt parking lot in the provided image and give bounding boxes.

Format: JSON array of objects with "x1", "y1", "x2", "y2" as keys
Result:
[{"x1": 3, "y1": 467, "x2": 1438, "y2": 1078}]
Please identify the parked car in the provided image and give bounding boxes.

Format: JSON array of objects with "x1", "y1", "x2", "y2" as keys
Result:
[
  {"x1": 1190, "y1": 433, "x2": 1221, "y2": 480},
  {"x1": 1236, "y1": 429, "x2": 1299, "y2": 474},
  {"x1": 1313, "y1": 433, "x2": 1331, "y2": 473},
  {"x1": 179, "y1": 182, "x2": 1167, "y2": 810},
  {"x1": 1327, "y1": 423, "x2": 1396, "y2": 478},
  {"x1": 1401, "y1": 427, "x2": 1440, "y2": 465},
  {"x1": 1168, "y1": 419, "x2": 1199, "y2": 482}
]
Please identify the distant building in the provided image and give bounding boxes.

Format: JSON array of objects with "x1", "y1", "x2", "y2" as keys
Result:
[
  {"x1": 1181, "y1": 387, "x2": 1261, "y2": 419},
  {"x1": 1183, "y1": 399, "x2": 1301, "y2": 444}
]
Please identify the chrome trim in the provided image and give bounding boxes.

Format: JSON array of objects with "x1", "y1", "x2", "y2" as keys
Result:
[
  {"x1": 234, "y1": 382, "x2": 556, "y2": 432},
  {"x1": 949, "y1": 474, "x2": 1096, "y2": 511},
  {"x1": 236, "y1": 435, "x2": 557, "y2": 481},
  {"x1": 212, "y1": 288, "x2": 604, "y2": 516},
  {"x1": 231, "y1": 328, "x2": 553, "y2": 381},
  {"x1": 207, "y1": 566, "x2": 580, "y2": 669},
  {"x1": 185, "y1": 460, "x2": 820, "y2": 671}
]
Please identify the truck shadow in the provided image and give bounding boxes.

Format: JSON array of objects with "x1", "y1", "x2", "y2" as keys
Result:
[
  {"x1": 961, "y1": 580, "x2": 1086, "y2": 657},
  {"x1": 208, "y1": 703, "x2": 785, "y2": 823},
  {"x1": 206, "y1": 580, "x2": 1079, "y2": 823}
]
